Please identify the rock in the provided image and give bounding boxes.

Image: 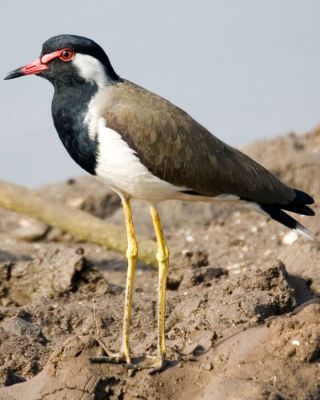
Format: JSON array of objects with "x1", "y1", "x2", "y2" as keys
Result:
[
  {"x1": 1, "y1": 317, "x2": 44, "y2": 340},
  {"x1": 0, "y1": 368, "x2": 25, "y2": 387},
  {"x1": 0, "y1": 248, "x2": 107, "y2": 306},
  {"x1": 167, "y1": 272, "x2": 182, "y2": 290},
  {"x1": 282, "y1": 230, "x2": 298, "y2": 245},
  {"x1": 202, "y1": 361, "x2": 213, "y2": 371},
  {"x1": 37, "y1": 176, "x2": 121, "y2": 219},
  {"x1": 12, "y1": 219, "x2": 49, "y2": 242},
  {"x1": 181, "y1": 266, "x2": 228, "y2": 289}
]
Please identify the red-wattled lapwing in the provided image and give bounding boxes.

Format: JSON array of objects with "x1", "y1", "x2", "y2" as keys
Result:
[{"x1": 5, "y1": 34, "x2": 315, "y2": 372}]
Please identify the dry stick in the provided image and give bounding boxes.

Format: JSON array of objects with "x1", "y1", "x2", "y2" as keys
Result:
[{"x1": 0, "y1": 180, "x2": 157, "y2": 267}]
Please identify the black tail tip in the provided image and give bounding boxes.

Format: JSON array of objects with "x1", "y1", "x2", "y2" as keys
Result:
[
  {"x1": 294, "y1": 189, "x2": 314, "y2": 205},
  {"x1": 260, "y1": 204, "x2": 313, "y2": 239}
]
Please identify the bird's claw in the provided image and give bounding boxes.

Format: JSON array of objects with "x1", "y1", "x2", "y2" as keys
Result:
[
  {"x1": 90, "y1": 354, "x2": 129, "y2": 364},
  {"x1": 130, "y1": 353, "x2": 167, "y2": 374},
  {"x1": 90, "y1": 336, "x2": 131, "y2": 364},
  {"x1": 148, "y1": 358, "x2": 166, "y2": 375},
  {"x1": 90, "y1": 337, "x2": 168, "y2": 373}
]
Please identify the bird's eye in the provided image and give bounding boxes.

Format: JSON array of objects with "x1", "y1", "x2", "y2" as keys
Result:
[{"x1": 59, "y1": 49, "x2": 75, "y2": 62}]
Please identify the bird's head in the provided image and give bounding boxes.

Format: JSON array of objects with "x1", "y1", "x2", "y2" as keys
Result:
[{"x1": 4, "y1": 34, "x2": 119, "y2": 87}]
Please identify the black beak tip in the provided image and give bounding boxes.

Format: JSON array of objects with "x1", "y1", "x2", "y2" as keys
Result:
[{"x1": 4, "y1": 69, "x2": 23, "y2": 80}]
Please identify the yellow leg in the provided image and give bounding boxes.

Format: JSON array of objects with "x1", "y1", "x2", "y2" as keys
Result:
[
  {"x1": 120, "y1": 196, "x2": 138, "y2": 362},
  {"x1": 90, "y1": 196, "x2": 137, "y2": 365},
  {"x1": 149, "y1": 204, "x2": 169, "y2": 366}
]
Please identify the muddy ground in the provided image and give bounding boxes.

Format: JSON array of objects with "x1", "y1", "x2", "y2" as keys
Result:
[{"x1": 0, "y1": 127, "x2": 319, "y2": 399}]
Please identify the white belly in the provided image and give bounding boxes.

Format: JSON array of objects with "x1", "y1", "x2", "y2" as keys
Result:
[{"x1": 95, "y1": 119, "x2": 187, "y2": 201}]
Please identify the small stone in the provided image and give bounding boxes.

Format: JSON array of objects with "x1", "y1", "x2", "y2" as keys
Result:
[
  {"x1": 250, "y1": 226, "x2": 258, "y2": 233},
  {"x1": 286, "y1": 348, "x2": 296, "y2": 357},
  {"x1": 210, "y1": 331, "x2": 218, "y2": 347},
  {"x1": 282, "y1": 231, "x2": 298, "y2": 245},
  {"x1": 68, "y1": 197, "x2": 85, "y2": 208},
  {"x1": 182, "y1": 249, "x2": 193, "y2": 257},
  {"x1": 45, "y1": 227, "x2": 64, "y2": 241},
  {"x1": 186, "y1": 234, "x2": 194, "y2": 242},
  {"x1": 1, "y1": 317, "x2": 43, "y2": 339},
  {"x1": 75, "y1": 247, "x2": 85, "y2": 255},
  {"x1": 166, "y1": 274, "x2": 182, "y2": 290},
  {"x1": 6, "y1": 249, "x2": 93, "y2": 305},
  {"x1": 13, "y1": 219, "x2": 49, "y2": 242},
  {"x1": 202, "y1": 362, "x2": 213, "y2": 371}
]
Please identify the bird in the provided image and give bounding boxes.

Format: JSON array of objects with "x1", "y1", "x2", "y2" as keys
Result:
[{"x1": 4, "y1": 34, "x2": 314, "y2": 372}]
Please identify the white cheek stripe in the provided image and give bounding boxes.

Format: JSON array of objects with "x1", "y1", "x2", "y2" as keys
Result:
[{"x1": 72, "y1": 53, "x2": 107, "y2": 87}]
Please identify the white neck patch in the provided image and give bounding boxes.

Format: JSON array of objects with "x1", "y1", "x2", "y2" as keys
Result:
[{"x1": 72, "y1": 53, "x2": 108, "y2": 87}]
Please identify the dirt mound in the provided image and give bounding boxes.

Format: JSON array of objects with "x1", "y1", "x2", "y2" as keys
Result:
[
  {"x1": 0, "y1": 262, "x2": 317, "y2": 400},
  {"x1": 0, "y1": 127, "x2": 319, "y2": 399}
]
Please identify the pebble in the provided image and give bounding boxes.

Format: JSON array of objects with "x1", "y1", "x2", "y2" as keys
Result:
[
  {"x1": 1, "y1": 317, "x2": 42, "y2": 338},
  {"x1": 226, "y1": 263, "x2": 242, "y2": 275},
  {"x1": 185, "y1": 234, "x2": 195, "y2": 242},
  {"x1": 282, "y1": 231, "x2": 298, "y2": 245},
  {"x1": 182, "y1": 249, "x2": 192, "y2": 257},
  {"x1": 286, "y1": 348, "x2": 296, "y2": 357},
  {"x1": 68, "y1": 197, "x2": 85, "y2": 208},
  {"x1": 13, "y1": 219, "x2": 49, "y2": 242},
  {"x1": 202, "y1": 362, "x2": 213, "y2": 371},
  {"x1": 45, "y1": 227, "x2": 63, "y2": 241},
  {"x1": 75, "y1": 247, "x2": 85, "y2": 255},
  {"x1": 167, "y1": 273, "x2": 182, "y2": 290}
]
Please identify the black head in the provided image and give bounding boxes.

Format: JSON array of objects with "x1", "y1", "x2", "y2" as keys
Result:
[{"x1": 4, "y1": 34, "x2": 120, "y2": 86}]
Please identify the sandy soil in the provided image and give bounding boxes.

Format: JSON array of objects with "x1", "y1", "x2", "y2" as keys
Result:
[{"x1": 0, "y1": 127, "x2": 319, "y2": 399}]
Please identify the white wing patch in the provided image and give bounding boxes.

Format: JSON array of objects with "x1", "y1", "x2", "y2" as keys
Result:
[
  {"x1": 95, "y1": 119, "x2": 190, "y2": 201},
  {"x1": 83, "y1": 86, "x2": 192, "y2": 201}
]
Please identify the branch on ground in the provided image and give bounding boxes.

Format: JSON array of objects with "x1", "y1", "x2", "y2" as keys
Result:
[{"x1": 0, "y1": 180, "x2": 157, "y2": 266}]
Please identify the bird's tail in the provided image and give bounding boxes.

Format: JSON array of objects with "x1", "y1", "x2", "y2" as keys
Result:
[{"x1": 259, "y1": 189, "x2": 315, "y2": 239}]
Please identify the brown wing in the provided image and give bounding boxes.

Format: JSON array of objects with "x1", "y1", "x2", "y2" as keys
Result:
[{"x1": 103, "y1": 80, "x2": 295, "y2": 204}]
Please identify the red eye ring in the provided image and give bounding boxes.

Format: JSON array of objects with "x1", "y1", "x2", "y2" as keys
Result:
[{"x1": 59, "y1": 48, "x2": 75, "y2": 62}]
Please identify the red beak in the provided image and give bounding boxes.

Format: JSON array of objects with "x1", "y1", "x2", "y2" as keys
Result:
[{"x1": 4, "y1": 58, "x2": 48, "y2": 80}]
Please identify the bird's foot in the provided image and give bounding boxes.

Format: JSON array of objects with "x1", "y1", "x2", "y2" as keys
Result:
[
  {"x1": 90, "y1": 336, "x2": 131, "y2": 365},
  {"x1": 142, "y1": 352, "x2": 198, "y2": 373},
  {"x1": 90, "y1": 353, "x2": 129, "y2": 364},
  {"x1": 146, "y1": 357, "x2": 167, "y2": 375},
  {"x1": 126, "y1": 353, "x2": 167, "y2": 375},
  {"x1": 90, "y1": 338, "x2": 169, "y2": 374}
]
